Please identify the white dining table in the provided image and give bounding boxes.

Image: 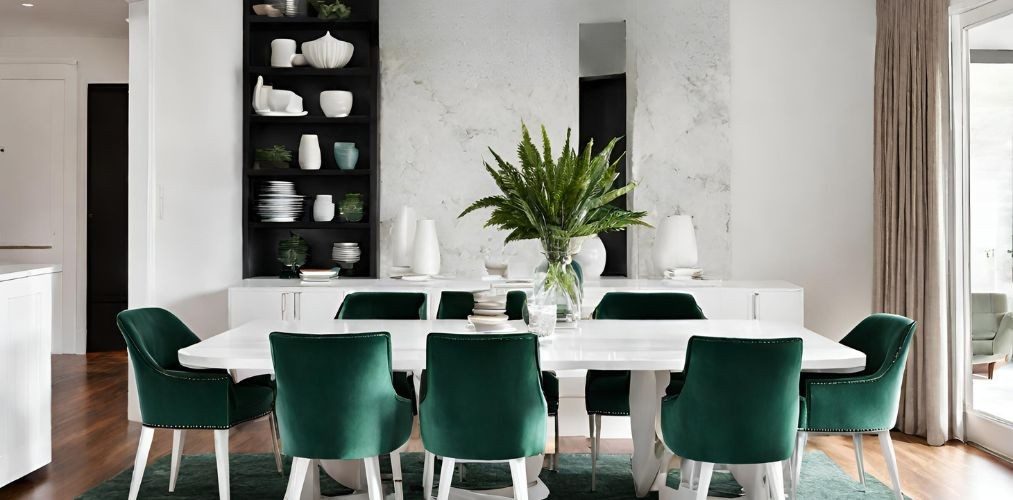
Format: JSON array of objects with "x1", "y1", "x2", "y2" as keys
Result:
[{"x1": 179, "y1": 319, "x2": 865, "y2": 500}]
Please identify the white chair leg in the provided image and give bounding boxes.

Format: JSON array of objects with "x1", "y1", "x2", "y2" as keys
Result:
[
  {"x1": 765, "y1": 461, "x2": 785, "y2": 500},
  {"x1": 694, "y1": 462, "x2": 714, "y2": 500},
  {"x1": 213, "y1": 429, "x2": 231, "y2": 500},
  {"x1": 591, "y1": 414, "x2": 602, "y2": 491},
  {"x1": 509, "y1": 458, "x2": 529, "y2": 500},
  {"x1": 391, "y1": 451, "x2": 405, "y2": 500},
  {"x1": 853, "y1": 433, "x2": 866, "y2": 491},
  {"x1": 269, "y1": 413, "x2": 283, "y2": 474},
  {"x1": 791, "y1": 431, "x2": 807, "y2": 497},
  {"x1": 284, "y1": 457, "x2": 311, "y2": 500},
  {"x1": 437, "y1": 457, "x2": 456, "y2": 500},
  {"x1": 363, "y1": 455, "x2": 384, "y2": 500},
  {"x1": 423, "y1": 451, "x2": 436, "y2": 500},
  {"x1": 877, "y1": 431, "x2": 903, "y2": 500},
  {"x1": 169, "y1": 429, "x2": 186, "y2": 492},
  {"x1": 128, "y1": 426, "x2": 154, "y2": 500}
]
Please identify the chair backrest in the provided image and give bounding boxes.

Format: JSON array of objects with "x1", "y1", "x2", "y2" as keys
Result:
[
  {"x1": 336, "y1": 292, "x2": 428, "y2": 319},
  {"x1": 971, "y1": 293, "x2": 1008, "y2": 338},
  {"x1": 117, "y1": 308, "x2": 200, "y2": 371},
  {"x1": 840, "y1": 313, "x2": 917, "y2": 377},
  {"x1": 592, "y1": 292, "x2": 706, "y2": 320},
  {"x1": 436, "y1": 290, "x2": 527, "y2": 321},
  {"x1": 420, "y1": 332, "x2": 546, "y2": 461},
  {"x1": 661, "y1": 336, "x2": 802, "y2": 464},
  {"x1": 270, "y1": 332, "x2": 412, "y2": 459}
]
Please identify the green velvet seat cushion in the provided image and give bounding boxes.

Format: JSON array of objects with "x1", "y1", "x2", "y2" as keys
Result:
[
  {"x1": 799, "y1": 313, "x2": 916, "y2": 433},
  {"x1": 586, "y1": 292, "x2": 705, "y2": 416},
  {"x1": 231, "y1": 375, "x2": 277, "y2": 425}
]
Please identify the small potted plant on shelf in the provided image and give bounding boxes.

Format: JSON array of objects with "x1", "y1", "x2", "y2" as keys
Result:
[
  {"x1": 309, "y1": 0, "x2": 351, "y2": 19},
  {"x1": 254, "y1": 145, "x2": 293, "y2": 170},
  {"x1": 277, "y1": 232, "x2": 309, "y2": 278}
]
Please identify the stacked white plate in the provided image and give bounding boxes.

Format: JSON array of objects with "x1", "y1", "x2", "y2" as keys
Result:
[
  {"x1": 332, "y1": 242, "x2": 361, "y2": 269},
  {"x1": 663, "y1": 268, "x2": 704, "y2": 280},
  {"x1": 299, "y1": 268, "x2": 337, "y2": 283},
  {"x1": 257, "y1": 181, "x2": 304, "y2": 222},
  {"x1": 468, "y1": 291, "x2": 511, "y2": 331}
]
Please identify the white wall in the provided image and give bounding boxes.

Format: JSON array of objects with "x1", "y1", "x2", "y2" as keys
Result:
[
  {"x1": 0, "y1": 36, "x2": 128, "y2": 353},
  {"x1": 729, "y1": 0, "x2": 876, "y2": 339}
]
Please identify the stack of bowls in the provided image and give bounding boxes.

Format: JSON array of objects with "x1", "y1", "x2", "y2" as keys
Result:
[
  {"x1": 332, "y1": 242, "x2": 361, "y2": 270},
  {"x1": 256, "y1": 181, "x2": 304, "y2": 222},
  {"x1": 468, "y1": 291, "x2": 511, "y2": 332},
  {"x1": 333, "y1": 142, "x2": 359, "y2": 170}
]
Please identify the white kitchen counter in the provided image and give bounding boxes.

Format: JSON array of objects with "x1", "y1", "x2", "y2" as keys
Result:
[{"x1": 0, "y1": 264, "x2": 61, "y2": 282}]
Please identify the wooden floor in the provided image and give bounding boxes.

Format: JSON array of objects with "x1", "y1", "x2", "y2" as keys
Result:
[{"x1": 1, "y1": 352, "x2": 1011, "y2": 499}]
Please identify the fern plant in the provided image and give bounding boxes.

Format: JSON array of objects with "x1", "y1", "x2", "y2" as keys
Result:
[{"x1": 460, "y1": 124, "x2": 648, "y2": 322}]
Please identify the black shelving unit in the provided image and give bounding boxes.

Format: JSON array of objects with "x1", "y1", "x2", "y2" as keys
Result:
[{"x1": 243, "y1": 0, "x2": 379, "y2": 278}]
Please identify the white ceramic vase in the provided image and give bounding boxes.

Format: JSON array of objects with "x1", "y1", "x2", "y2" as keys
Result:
[
  {"x1": 270, "y1": 39, "x2": 297, "y2": 68},
  {"x1": 299, "y1": 134, "x2": 321, "y2": 170},
  {"x1": 412, "y1": 219, "x2": 441, "y2": 276},
  {"x1": 301, "y1": 31, "x2": 354, "y2": 69},
  {"x1": 313, "y1": 195, "x2": 335, "y2": 222},
  {"x1": 653, "y1": 215, "x2": 698, "y2": 272},
  {"x1": 391, "y1": 206, "x2": 417, "y2": 267},
  {"x1": 320, "y1": 90, "x2": 353, "y2": 118},
  {"x1": 574, "y1": 235, "x2": 607, "y2": 277}
]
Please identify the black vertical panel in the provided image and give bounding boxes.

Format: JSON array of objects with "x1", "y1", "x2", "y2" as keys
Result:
[
  {"x1": 86, "y1": 84, "x2": 129, "y2": 352},
  {"x1": 579, "y1": 74, "x2": 628, "y2": 276}
]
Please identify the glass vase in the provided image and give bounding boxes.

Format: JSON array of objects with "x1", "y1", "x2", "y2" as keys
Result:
[{"x1": 530, "y1": 236, "x2": 583, "y2": 328}]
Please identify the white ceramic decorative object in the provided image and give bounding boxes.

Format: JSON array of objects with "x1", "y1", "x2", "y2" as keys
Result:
[
  {"x1": 291, "y1": 54, "x2": 307, "y2": 66},
  {"x1": 574, "y1": 235, "x2": 607, "y2": 277},
  {"x1": 391, "y1": 206, "x2": 417, "y2": 267},
  {"x1": 270, "y1": 39, "x2": 297, "y2": 68},
  {"x1": 654, "y1": 215, "x2": 699, "y2": 272},
  {"x1": 313, "y1": 195, "x2": 335, "y2": 222},
  {"x1": 252, "y1": 76, "x2": 267, "y2": 112},
  {"x1": 319, "y1": 90, "x2": 353, "y2": 118},
  {"x1": 412, "y1": 219, "x2": 441, "y2": 276},
  {"x1": 301, "y1": 31, "x2": 354, "y2": 69},
  {"x1": 268, "y1": 89, "x2": 303, "y2": 113},
  {"x1": 299, "y1": 134, "x2": 321, "y2": 170}
]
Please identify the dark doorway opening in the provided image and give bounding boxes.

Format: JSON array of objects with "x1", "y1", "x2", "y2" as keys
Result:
[
  {"x1": 579, "y1": 73, "x2": 628, "y2": 276},
  {"x1": 86, "y1": 83, "x2": 128, "y2": 352}
]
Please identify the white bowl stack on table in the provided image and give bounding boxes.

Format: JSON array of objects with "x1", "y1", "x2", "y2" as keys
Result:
[
  {"x1": 468, "y1": 290, "x2": 514, "y2": 332},
  {"x1": 299, "y1": 268, "x2": 338, "y2": 283}
]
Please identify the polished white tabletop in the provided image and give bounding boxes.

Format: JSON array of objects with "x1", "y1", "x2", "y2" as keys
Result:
[{"x1": 178, "y1": 319, "x2": 865, "y2": 373}]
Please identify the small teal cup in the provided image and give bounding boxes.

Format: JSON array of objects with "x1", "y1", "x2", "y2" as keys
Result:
[{"x1": 334, "y1": 144, "x2": 359, "y2": 170}]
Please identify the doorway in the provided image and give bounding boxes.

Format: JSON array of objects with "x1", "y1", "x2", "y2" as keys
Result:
[
  {"x1": 86, "y1": 84, "x2": 128, "y2": 352},
  {"x1": 951, "y1": 0, "x2": 1013, "y2": 458}
]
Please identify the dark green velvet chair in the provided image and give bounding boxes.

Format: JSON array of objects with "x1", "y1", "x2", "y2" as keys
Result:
[
  {"x1": 336, "y1": 292, "x2": 427, "y2": 413},
  {"x1": 420, "y1": 333, "x2": 547, "y2": 500},
  {"x1": 585, "y1": 292, "x2": 706, "y2": 489},
  {"x1": 661, "y1": 336, "x2": 802, "y2": 500},
  {"x1": 792, "y1": 314, "x2": 916, "y2": 500},
  {"x1": 270, "y1": 332, "x2": 414, "y2": 500},
  {"x1": 117, "y1": 308, "x2": 280, "y2": 500},
  {"x1": 435, "y1": 290, "x2": 561, "y2": 471}
]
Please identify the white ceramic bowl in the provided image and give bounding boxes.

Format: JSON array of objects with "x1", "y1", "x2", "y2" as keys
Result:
[
  {"x1": 319, "y1": 90, "x2": 353, "y2": 117},
  {"x1": 301, "y1": 31, "x2": 355, "y2": 69}
]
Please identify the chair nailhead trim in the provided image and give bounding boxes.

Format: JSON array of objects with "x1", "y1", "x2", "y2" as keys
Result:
[{"x1": 143, "y1": 410, "x2": 274, "y2": 430}]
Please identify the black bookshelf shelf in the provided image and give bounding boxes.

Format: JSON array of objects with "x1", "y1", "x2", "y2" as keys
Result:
[{"x1": 244, "y1": 0, "x2": 379, "y2": 278}]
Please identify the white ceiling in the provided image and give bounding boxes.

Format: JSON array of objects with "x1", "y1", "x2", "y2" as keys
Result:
[
  {"x1": 970, "y1": 12, "x2": 1013, "y2": 50},
  {"x1": 0, "y1": 0, "x2": 128, "y2": 38}
]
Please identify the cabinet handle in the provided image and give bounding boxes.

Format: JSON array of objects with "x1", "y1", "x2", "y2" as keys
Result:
[
  {"x1": 752, "y1": 292, "x2": 760, "y2": 320},
  {"x1": 294, "y1": 292, "x2": 302, "y2": 320},
  {"x1": 281, "y1": 292, "x2": 288, "y2": 320}
]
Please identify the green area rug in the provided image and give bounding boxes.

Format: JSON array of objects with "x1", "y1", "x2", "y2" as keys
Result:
[{"x1": 78, "y1": 451, "x2": 906, "y2": 499}]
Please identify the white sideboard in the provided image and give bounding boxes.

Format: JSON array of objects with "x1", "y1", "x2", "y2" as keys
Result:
[
  {"x1": 228, "y1": 278, "x2": 804, "y2": 327},
  {"x1": 0, "y1": 264, "x2": 58, "y2": 487}
]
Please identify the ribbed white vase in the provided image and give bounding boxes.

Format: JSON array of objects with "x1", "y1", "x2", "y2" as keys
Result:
[
  {"x1": 653, "y1": 215, "x2": 698, "y2": 272},
  {"x1": 391, "y1": 206, "x2": 417, "y2": 267},
  {"x1": 411, "y1": 219, "x2": 441, "y2": 276},
  {"x1": 298, "y1": 134, "x2": 321, "y2": 170}
]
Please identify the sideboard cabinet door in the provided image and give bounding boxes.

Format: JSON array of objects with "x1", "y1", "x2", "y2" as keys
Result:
[
  {"x1": 753, "y1": 290, "x2": 805, "y2": 325},
  {"x1": 292, "y1": 291, "x2": 344, "y2": 320},
  {"x1": 228, "y1": 289, "x2": 289, "y2": 327}
]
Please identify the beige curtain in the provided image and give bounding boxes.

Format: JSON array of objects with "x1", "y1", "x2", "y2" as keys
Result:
[{"x1": 873, "y1": 0, "x2": 960, "y2": 446}]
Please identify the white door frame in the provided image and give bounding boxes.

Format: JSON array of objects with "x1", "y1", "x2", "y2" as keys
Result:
[
  {"x1": 949, "y1": 0, "x2": 1013, "y2": 459},
  {"x1": 0, "y1": 59, "x2": 82, "y2": 354}
]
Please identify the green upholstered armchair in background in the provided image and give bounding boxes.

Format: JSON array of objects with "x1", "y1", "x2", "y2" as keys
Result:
[
  {"x1": 661, "y1": 336, "x2": 803, "y2": 500},
  {"x1": 270, "y1": 332, "x2": 414, "y2": 500},
  {"x1": 585, "y1": 291, "x2": 706, "y2": 490},
  {"x1": 420, "y1": 332, "x2": 547, "y2": 500},
  {"x1": 792, "y1": 313, "x2": 916, "y2": 500},
  {"x1": 117, "y1": 308, "x2": 280, "y2": 500},
  {"x1": 336, "y1": 292, "x2": 428, "y2": 413},
  {"x1": 970, "y1": 293, "x2": 1013, "y2": 379},
  {"x1": 435, "y1": 290, "x2": 561, "y2": 471}
]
